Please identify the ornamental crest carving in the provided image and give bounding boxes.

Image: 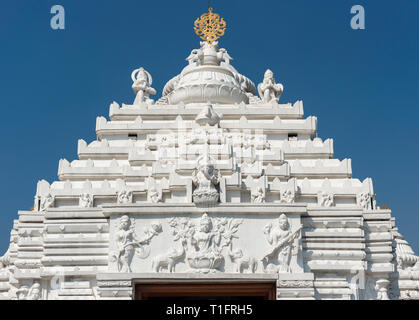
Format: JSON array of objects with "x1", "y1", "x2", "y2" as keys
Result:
[{"x1": 194, "y1": 8, "x2": 226, "y2": 44}]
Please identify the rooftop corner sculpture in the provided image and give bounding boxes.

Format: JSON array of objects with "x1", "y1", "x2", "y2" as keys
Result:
[{"x1": 194, "y1": 7, "x2": 226, "y2": 44}]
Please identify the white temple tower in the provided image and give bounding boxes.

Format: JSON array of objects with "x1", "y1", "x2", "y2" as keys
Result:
[{"x1": 1, "y1": 8, "x2": 418, "y2": 300}]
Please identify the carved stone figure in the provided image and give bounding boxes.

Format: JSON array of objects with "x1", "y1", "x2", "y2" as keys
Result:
[
  {"x1": 40, "y1": 194, "x2": 54, "y2": 211},
  {"x1": 188, "y1": 213, "x2": 224, "y2": 272},
  {"x1": 79, "y1": 193, "x2": 93, "y2": 208},
  {"x1": 131, "y1": 67, "x2": 156, "y2": 105},
  {"x1": 251, "y1": 187, "x2": 265, "y2": 203},
  {"x1": 357, "y1": 192, "x2": 373, "y2": 210},
  {"x1": 262, "y1": 214, "x2": 302, "y2": 273},
  {"x1": 117, "y1": 190, "x2": 133, "y2": 204},
  {"x1": 195, "y1": 104, "x2": 222, "y2": 126},
  {"x1": 151, "y1": 240, "x2": 187, "y2": 273},
  {"x1": 112, "y1": 215, "x2": 161, "y2": 272},
  {"x1": 317, "y1": 191, "x2": 334, "y2": 207},
  {"x1": 16, "y1": 285, "x2": 29, "y2": 300},
  {"x1": 280, "y1": 189, "x2": 295, "y2": 204},
  {"x1": 219, "y1": 48, "x2": 233, "y2": 64},
  {"x1": 28, "y1": 283, "x2": 41, "y2": 300},
  {"x1": 257, "y1": 69, "x2": 284, "y2": 104},
  {"x1": 192, "y1": 154, "x2": 220, "y2": 205},
  {"x1": 375, "y1": 279, "x2": 390, "y2": 300},
  {"x1": 228, "y1": 242, "x2": 258, "y2": 273},
  {"x1": 159, "y1": 214, "x2": 242, "y2": 273},
  {"x1": 186, "y1": 48, "x2": 204, "y2": 66},
  {"x1": 148, "y1": 187, "x2": 162, "y2": 203},
  {"x1": 16, "y1": 283, "x2": 40, "y2": 300}
]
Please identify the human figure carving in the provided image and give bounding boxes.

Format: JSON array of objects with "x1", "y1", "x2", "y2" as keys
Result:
[
  {"x1": 358, "y1": 193, "x2": 373, "y2": 210},
  {"x1": 280, "y1": 189, "x2": 295, "y2": 204},
  {"x1": 131, "y1": 67, "x2": 156, "y2": 105},
  {"x1": 40, "y1": 194, "x2": 54, "y2": 211},
  {"x1": 258, "y1": 69, "x2": 284, "y2": 104},
  {"x1": 188, "y1": 213, "x2": 224, "y2": 272},
  {"x1": 251, "y1": 187, "x2": 265, "y2": 203},
  {"x1": 318, "y1": 191, "x2": 334, "y2": 207},
  {"x1": 79, "y1": 193, "x2": 93, "y2": 208},
  {"x1": 192, "y1": 154, "x2": 220, "y2": 205},
  {"x1": 262, "y1": 214, "x2": 302, "y2": 273},
  {"x1": 117, "y1": 190, "x2": 132, "y2": 204},
  {"x1": 28, "y1": 283, "x2": 41, "y2": 300},
  {"x1": 375, "y1": 279, "x2": 390, "y2": 300},
  {"x1": 148, "y1": 187, "x2": 162, "y2": 203},
  {"x1": 16, "y1": 285, "x2": 29, "y2": 300},
  {"x1": 114, "y1": 215, "x2": 161, "y2": 272}
]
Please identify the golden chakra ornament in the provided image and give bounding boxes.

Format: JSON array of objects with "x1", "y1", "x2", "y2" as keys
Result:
[{"x1": 194, "y1": 7, "x2": 226, "y2": 44}]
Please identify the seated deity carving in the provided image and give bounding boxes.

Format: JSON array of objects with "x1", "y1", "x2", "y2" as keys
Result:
[
  {"x1": 131, "y1": 67, "x2": 156, "y2": 105},
  {"x1": 257, "y1": 69, "x2": 284, "y2": 104},
  {"x1": 192, "y1": 154, "x2": 220, "y2": 205},
  {"x1": 112, "y1": 215, "x2": 161, "y2": 273},
  {"x1": 262, "y1": 214, "x2": 302, "y2": 273},
  {"x1": 317, "y1": 191, "x2": 334, "y2": 207},
  {"x1": 280, "y1": 189, "x2": 295, "y2": 204},
  {"x1": 79, "y1": 193, "x2": 93, "y2": 208},
  {"x1": 251, "y1": 187, "x2": 265, "y2": 203},
  {"x1": 153, "y1": 214, "x2": 242, "y2": 274},
  {"x1": 148, "y1": 187, "x2": 162, "y2": 203}
]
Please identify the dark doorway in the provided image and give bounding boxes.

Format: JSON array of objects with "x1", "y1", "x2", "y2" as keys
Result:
[{"x1": 135, "y1": 283, "x2": 276, "y2": 300}]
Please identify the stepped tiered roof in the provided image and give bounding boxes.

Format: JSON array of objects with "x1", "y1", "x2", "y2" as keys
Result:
[{"x1": 0, "y1": 8, "x2": 418, "y2": 300}]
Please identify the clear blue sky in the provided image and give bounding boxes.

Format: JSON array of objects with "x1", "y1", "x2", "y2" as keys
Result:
[{"x1": 0, "y1": 0, "x2": 418, "y2": 254}]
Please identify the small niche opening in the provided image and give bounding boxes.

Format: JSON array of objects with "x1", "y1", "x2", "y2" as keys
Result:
[
  {"x1": 288, "y1": 133, "x2": 298, "y2": 141},
  {"x1": 128, "y1": 133, "x2": 138, "y2": 140}
]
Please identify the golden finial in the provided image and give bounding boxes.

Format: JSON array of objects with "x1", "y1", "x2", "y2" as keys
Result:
[{"x1": 194, "y1": 7, "x2": 226, "y2": 44}]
